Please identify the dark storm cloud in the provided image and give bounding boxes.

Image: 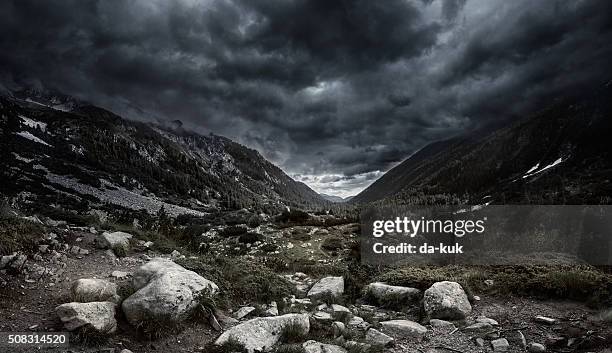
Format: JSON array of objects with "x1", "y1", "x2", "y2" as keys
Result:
[{"x1": 1, "y1": 0, "x2": 611, "y2": 196}]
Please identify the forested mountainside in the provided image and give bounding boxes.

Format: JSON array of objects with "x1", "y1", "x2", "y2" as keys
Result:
[
  {"x1": 353, "y1": 85, "x2": 612, "y2": 205},
  {"x1": 0, "y1": 88, "x2": 326, "y2": 217}
]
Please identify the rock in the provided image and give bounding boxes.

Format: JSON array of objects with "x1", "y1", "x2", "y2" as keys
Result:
[
  {"x1": 312, "y1": 311, "x2": 333, "y2": 322},
  {"x1": 215, "y1": 313, "x2": 309, "y2": 353},
  {"x1": 97, "y1": 231, "x2": 132, "y2": 254},
  {"x1": 464, "y1": 322, "x2": 493, "y2": 334},
  {"x1": 303, "y1": 340, "x2": 347, "y2": 353},
  {"x1": 317, "y1": 304, "x2": 352, "y2": 320},
  {"x1": 235, "y1": 306, "x2": 256, "y2": 320},
  {"x1": 518, "y1": 330, "x2": 527, "y2": 350},
  {"x1": 1, "y1": 254, "x2": 27, "y2": 271},
  {"x1": 332, "y1": 321, "x2": 346, "y2": 338},
  {"x1": 365, "y1": 282, "x2": 421, "y2": 304},
  {"x1": 423, "y1": 281, "x2": 471, "y2": 320},
  {"x1": 365, "y1": 328, "x2": 394, "y2": 346},
  {"x1": 55, "y1": 302, "x2": 117, "y2": 333},
  {"x1": 307, "y1": 276, "x2": 344, "y2": 300},
  {"x1": 491, "y1": 338, "x2": 510, "y2": 352},
  {"x1": 429, "y1": 319, "x2": 455, "y2": 328},
  {"x1": 348, "y1": 316, "x2": 369, "y2": 330},
  {"x1": 143, "y1": 241, "x2": 154, "y2": 248},
  {"x1": 121, "y1": 258, "x2": 218, "y2": 326},
  {"x1": 120, "y1": 350, "x2": 133, "y2": 353},
  {"x1": 38, "y1": 245, "x2": 49, "y2": 253},
  {"x1": 534, "y1": 316, "x2": 557, "y2": 325},
  {"x1": 476, "y1": 316, "x2": 499, "y2": 326},
  {"x1": 474, "y1": 337, "x2": 485, "y2": 347},
  {"x1": 265, "y1": 302, "x2": 278, "y2": 316},
  {"x1": 528, "y1": 343, "x2": 546, "y2": 352},
  {"x1": 380, "y1": 320, "x2": 427, "y2": 339},
  {"x1": 72, "y1": 279, "x2": 120, "y2": 303},
  {"x1": 170, "y1": 249, "x2": 182, "y2": 259},
  {"x1": 344, "y1": 340, "x2": 372, "y2": 352},
  {"x1": 110, "y1": 271, "x2": 130, "y2": 279}
]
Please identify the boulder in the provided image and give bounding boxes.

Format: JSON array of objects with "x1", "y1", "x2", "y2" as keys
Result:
[
  {"x1": 365, "y1": 328, "x2": 394, "y2": 346},
  {"x1": 72, "y1": 279, "x2": 119, "y2": 303},
  {"x1": 215, "y1": 313, "x2": 309, "y2": 353},
  {"x1": 56, "y1": 302, "x2": 117, "y2": 333},
  {"x1": 491, "y1": 338, "x2": 510, "y2": 352},
  {"x1": 97, "y1": 231, "x2": 132, "y2": 254},
  {"x1": 332, "y1": 321, "x2": 346, "y2": 338},
  {"x1": 528, "y1": 343, "x2": 546, "y2": 352},
  {"x1": 365, "y1": 282, "x2": 421, "y2": 304},
  {"x1": 303, "y1": 340, "x2": 347, "y2": 353},
  {"x1": 122, "y1": 258, "x2": 218, "y2": 326},
  {"x1": 380, "y1": 320, "x2": 427, "y2": 339},
  {"x1": 423, "y1": 281, "x2": 471, "y2": 320},
  {"x1": 307, "y1": 276, "x2": 344, "y2": 300},
  {"x1": 235, "y1": 306, "x2": 257, "y2": 320},
  {"x1": 429, "y1": 319, "x2": 455, "y2": 328}
]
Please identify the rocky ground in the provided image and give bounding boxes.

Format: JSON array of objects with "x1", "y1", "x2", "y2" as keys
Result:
[{"x1": 1, "y1": 216, "x2": 611, "y2": 353}]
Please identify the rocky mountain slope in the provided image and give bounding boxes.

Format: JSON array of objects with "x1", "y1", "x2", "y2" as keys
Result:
[
  {"x1": 353, "y1": 85, "x2": 612, "y2": 205},
  {"x1": 0, "y1": 88, "x2": 326, "y2": 217}
]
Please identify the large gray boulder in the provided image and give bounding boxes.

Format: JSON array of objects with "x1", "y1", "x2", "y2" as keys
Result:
[
  {"x1": 72, "y1": 278, "x2": 120, "y2": 303},
  {"x1": 215, "y1": 313, "x2": 309, "y2": 353},
  {"x1": 56, "y1": 302, "x2": 117, "y2": 333},
  {"x1": 307, "y1": 276, "x2": 344, "y2": 300},
  {"x1": 303, "y1": 340, "x2": 347, "y2": 353},
  {"x1": 423, "y1": 281, "x2": 471, "y2": 320},
  {"x1": 380, "y1": 320, "x2": 427, "y2": 339},
  {"x1": 365, "y1": 328, "x2": 394, "y2": 346},
  {"x1": 97, "y1": 231, "x2": 132, "y2": 253},
  {"x1": 122, "y1": 258, "x2": 218, "y2": 326},
  {"x1": 366, "y1": 282, "x2": 421, "y2": 305}
]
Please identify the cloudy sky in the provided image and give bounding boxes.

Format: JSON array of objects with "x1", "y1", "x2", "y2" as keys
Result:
[{"x1": 1, "y1": 0, "x2": 611, "y2": 197}]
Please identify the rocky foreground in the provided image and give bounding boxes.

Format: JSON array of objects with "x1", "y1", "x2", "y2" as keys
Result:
[{"x1": 1, "y1": 219, "x2": 611, "y2": 353}]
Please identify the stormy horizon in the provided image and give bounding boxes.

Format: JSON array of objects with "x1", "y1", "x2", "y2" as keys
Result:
[{"x1": 2, "y1": 0, "x2": 612, "y2": 197}]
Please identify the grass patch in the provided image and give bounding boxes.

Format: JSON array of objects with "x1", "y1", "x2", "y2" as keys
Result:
[
  {"x1": 177, "y1": 256, "x2": 295, "y2": 307},
  {"x1": 274, "y1": 344, "x2": 307, "y2": 353},
  {"x1": 203, "y1": 337, "x2": 247, "y2": 353},
  {"x1": 321, "y1": 236, "x2": 343, "y2": 251},
  {"x1": 280, "y1": 322, "x2": 308, "y2": 344},
  {"x1": 0, "y1": 217, "x2": 43, "y2": 255}
]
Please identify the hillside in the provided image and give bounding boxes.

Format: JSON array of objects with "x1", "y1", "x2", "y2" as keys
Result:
[
  {"x1": 0, "y1": 88, "x2": 326, "y2": 217},
  {"x1": 353, "y1": 86, "x2": 612, "y2": 205}
]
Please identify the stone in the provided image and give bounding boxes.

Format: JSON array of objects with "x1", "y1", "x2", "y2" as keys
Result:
[
  {"x1": 312, "y1": 311, "x2": 333, "y2": 322},
  {"x1": 476, "y1": 316, "x2": 499, "y2": 325},
  {"x1": 215, "y1": 313, "x2": 309, "y2": 353},
  {"x1": 97, "y1": 231, "x2": 132, "y2": 254},
  {"x1": 528, "y1": 343, "x2": 546, "y2": 352},
  {"x1": 121, "y1": 258, "x2": 218, "y2": 326},
  {"x1": 365, "y1": 282, "x2": 421, "y2": 304},
  {"x1": 380, "y1": 320, "x2": 427, "y2": 339},
  {"x1": 491, "y1": 338, "x2": 510, "y2": 352},
  {"x1": 265, "y1": 302, "x2": 279, "y2": 316},
  {"x1": 235, "y1": 306, "x2": 256, "y2": 320},
  {"x1": 303, "y1": 340, "x2": 347, "y2": 353},
  {"x1": 464, "y1": 322, "x2": 493, "y2": 334},
  {"x1": 332, "y1": 321, "x2": 346, "y2": 338},
  {"x1": 534, "y1": 316, "x2": 557, "y2": 325},
  {"x1": 423, "y1": 281, "x2": 471, "y2": 320},
  {"x1": 120, "y1": 350, "x2": 133, "y2": 353},
  {"x1": 72, "y1": 279, "x2": 120, "y2": 303},
  {"x1": 474, "y1": 337, "x2": 485, "y2": 347},
  {"x1": 307, "y1": 276, "x2": 344, "y2": 300},
  {"x1": 55, "y1": 302, "x2": 117, "y2": 333},
  {"x1": 365, "y1": 328, "x2": 394, "y2": 346},
  {"x1": 348, "y1": 316, "x2": 369, "y2": 330},
  {"x1": 110, "y1": 271, "x2": 130, "y2": 279},
  {"x1": 429, "y1": 319, "x2": 455, "y2": 328}
]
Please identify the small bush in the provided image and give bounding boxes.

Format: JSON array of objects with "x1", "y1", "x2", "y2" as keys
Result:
[
  {"x1": 275, "y1": 210, "x2": 310, "y2": 224},
  {"x1": 0, "y1": 217, "x2": 43, "y2": 255},
  {"x1": 204, "y1": 337, "x2": 247, "y2": 353},
  {"x1": 220, "y1": 225, "x2": 248, "y2": 238},
  {"x1": 280, "y1": 322, "x2": 308, "y2": 344},
  {"x1": 238, "y1": 232, "x2": 263, "y2": 244},
  {"x1": 321, "y1": 236, "x2": 343, "y2": 251},
  {"x1": 247, "y1": 215, "x2": 262, "y2": 228}
]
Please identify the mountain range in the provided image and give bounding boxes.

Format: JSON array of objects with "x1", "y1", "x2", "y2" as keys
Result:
[
  {"x1": 0, "y1": 88, "x2": 326, "y2": 217},
  {"x1": 352, "y1": 84, "x2": 612, "y2": 205}
]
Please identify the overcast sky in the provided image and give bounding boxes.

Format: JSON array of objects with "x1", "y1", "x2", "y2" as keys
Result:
[{"x1": 1, "y1": 0, "x2": 611, "y2": 197}]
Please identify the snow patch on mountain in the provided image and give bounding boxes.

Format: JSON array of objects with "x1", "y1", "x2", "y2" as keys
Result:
[
  {"x1": 19, "y1": 115, "x2": 47, "y2": 131},
  {"x1": 16, "y1": 131, "x2": 53, "y2": 147}
]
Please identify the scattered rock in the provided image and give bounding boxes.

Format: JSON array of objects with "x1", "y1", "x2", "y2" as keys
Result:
[
  {"x1": 332, "y1": 321, "x2": 346, "y2": 338},
  {"x1": 55, "y1": 301, "x2": 117, "y2": 333},
  {"x1": 121, "y1": 258, "x2": 218, "y2": 326},
  {"x1": 97, "y1": 231, "x2": 132, "y2": 254},
  {"x1": 528, "y1": 342, "x2": 546, "y2": 352},
  {"x1": 307, "y1": 276, "x2": 344, "y2": 300},
  {"x1": 491, "y1": 338, "x2": 510, "y2": 352},
  {"x1": 110, "y1": 271, "x2": 130, "y2": 280},
  {"x1": 535, "y1": 316, "x2": 557, "y2": 325},
  {"x1": 235, "y1": 306, "x2": 256, "y2": 320},
  {"x1": 476, "y1": 316, "x2": 499, "y2": 326},
  {"x1": 72, "y1": 279, "x2": 120, "y2": 303},
  {"x1": 380, "y1": 320, "x2": 427, "y2": 339},
  {"x1": 365, "y1": 282, "x2": 421, "y2": 304},
  {"x1": 423, "y1": 281, "x2": 472, "y2": 320},
  {"x1": 303, "y1": 340, "x2": 347, "y2": 353},
  {"x1": 429, "y1": 319, "x2": 455, "y2": 328},
  {"x1": 215, "y1": 313, "x2": 309, "y2": 353},
  {"x1": 365, "y1": 328, "x2": 394, "y2": 346}
]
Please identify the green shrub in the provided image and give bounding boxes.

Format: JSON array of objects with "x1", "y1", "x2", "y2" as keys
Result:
[
  {"x1": 238, "y1": 232, "x2": 263, "y2": 244},
  {"x1": 321, "y1": 236, "x2": 343, "y2": 251},
  {"x1": 0, "y1": 217, "x2": 43, "y2": 255},
  {"x1": 220, "y1": 225, "x2": 248, "y2": 238}
]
